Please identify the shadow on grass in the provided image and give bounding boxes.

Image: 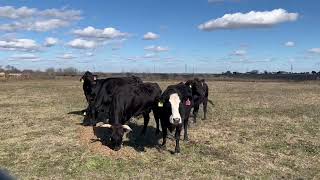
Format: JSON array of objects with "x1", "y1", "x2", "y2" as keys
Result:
[
  {"x1": 0, "y1": 169, "x2": 15, "y2": 180},
  {"x1": 68, "y1": 109, "x2": 86, "y2": 116},
  {"x1": 92, "y1": 122, "x2": 162, "y2": 152},
  {"x1": 68, "y1": 110, "x2": 99, "y2": 126}
]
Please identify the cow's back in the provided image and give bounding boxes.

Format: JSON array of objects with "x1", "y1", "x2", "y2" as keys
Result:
[{"x1": 109, "y1": 83, "x2": 161, "y2": 124}]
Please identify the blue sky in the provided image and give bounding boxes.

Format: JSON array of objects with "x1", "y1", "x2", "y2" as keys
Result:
[{"x1": 0, "y1": 0, "x2": 319, "y2": 73}]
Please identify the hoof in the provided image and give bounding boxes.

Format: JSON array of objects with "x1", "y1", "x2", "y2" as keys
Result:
[
  {"x1": 160, "y1": 144, "x2": 166, "y2": 150},
  {"x1": 174, "y1": 150, "x2": 181, "y2": 154}
]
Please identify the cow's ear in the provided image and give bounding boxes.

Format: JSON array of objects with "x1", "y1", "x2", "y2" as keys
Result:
[
  {"x1": 122, "y1": 125, "x2": 132, "y2": 132},
  {"x1": 97, "y1": 123, "x2": 112, "y2": 128}
]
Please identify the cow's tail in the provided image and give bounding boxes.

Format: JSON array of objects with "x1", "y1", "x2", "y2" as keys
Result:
[{"x1": 208, "y1": 99, "x2": 214, "y2": 106}]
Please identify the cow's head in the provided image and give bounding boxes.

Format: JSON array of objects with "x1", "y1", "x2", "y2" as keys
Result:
[
  {"x1": 80, "y1": 71, "x2": 97, "y2": 83},
  {"x1": 97, "y1": 123, "x2": 132, "y2": 151},
  {"x1": 159, "y1": 91, "x2": 192, "y2": 125},
  {"x1": 185, "y1": 79, "x2": 205, "y2": 97},
  {"x1": 168, "y1": 93, "x2": 182, "y2": 125}
]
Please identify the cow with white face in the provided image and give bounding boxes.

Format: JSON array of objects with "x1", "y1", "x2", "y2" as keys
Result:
[
  {"x1": 169, "y1": 93, "x2": 182, "y2": 125},
  {"x1": 158, "y1": 82, "x2": 193, "y2": 154}
]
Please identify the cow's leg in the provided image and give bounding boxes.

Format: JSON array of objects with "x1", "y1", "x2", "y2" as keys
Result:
[
  {"x1": 161, "y1": 127, "x2": 167, "y2": 149},
  {"x1": 141, "y1": 113, "x2": 150, "y2": 135},
  {"x1": 82, "y1": 105, "x2": 93, "y2": 126},
  {"x1": 153, "y1": 109, "x2": 161, "y2": 135},
  {"x1": 155, "y1": 117, "x2": 160, "y2": 135},
  {"x1": 193, "y1": 104, "x2": 200, "y2": 123},
  {"x1": 183, "y1": 118, "x2": 189, "y2": 141},
  {"x1": 203, "y1": 98, "x2": 208, "y2": 120},
  {"x1": 174, "y1": 125, "x2": 182, "y2": 154}
]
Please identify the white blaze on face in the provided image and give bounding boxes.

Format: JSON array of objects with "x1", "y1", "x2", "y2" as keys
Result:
[{"x1": 169, "y1": 93, "x2": 182, "y2": 124}]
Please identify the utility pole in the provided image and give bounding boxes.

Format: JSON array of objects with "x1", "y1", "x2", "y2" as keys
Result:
[{"x1": 291, "y1": 64, "x2": 293, "y2": 74}]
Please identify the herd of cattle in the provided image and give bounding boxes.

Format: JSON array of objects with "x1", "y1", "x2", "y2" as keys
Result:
[{"x1": 80, "y1": 71, "x2": 213, "y2": 153}]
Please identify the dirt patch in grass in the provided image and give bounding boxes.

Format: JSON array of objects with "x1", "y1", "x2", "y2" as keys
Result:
[{"x1": 78, "y1": 126, "x2": 139, "y2": 160}]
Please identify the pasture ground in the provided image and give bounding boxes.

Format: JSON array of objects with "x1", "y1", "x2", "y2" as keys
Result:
[{"x1": 0, "y1": 79, "x2": 319, "y2": 179}]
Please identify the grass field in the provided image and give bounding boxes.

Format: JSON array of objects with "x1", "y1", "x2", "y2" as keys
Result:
[{"x1": 0, "y1": 79, "x2": 319, "y2": 179}]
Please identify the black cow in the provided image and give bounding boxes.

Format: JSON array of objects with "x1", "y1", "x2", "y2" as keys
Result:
[
  {"x1": 185, "y1": 78, "x2": 213, "y2": 122},
  {"x1": 87, "y1": 76, "x2": 143, "y2": 125},
  {"x1": 80, "y1": 73, "x2": 143, "y2": 126},
  {"x1": 80, "y1": 71, "x2": 99, "y2": 107},
  {"x1": 96, "y1": 83, "x2": 162, "y2": 151},
  {"x1": 157, "y1": 82, "x2": 193, "y2": 153}
]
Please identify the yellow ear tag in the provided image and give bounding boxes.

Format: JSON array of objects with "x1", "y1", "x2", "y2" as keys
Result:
[
  {"x1": 158, "y1": 102, "x2": 163, "y2": 107},
  {"x1": 81, "y1": 79, "x2": 84, "y2": 83}
]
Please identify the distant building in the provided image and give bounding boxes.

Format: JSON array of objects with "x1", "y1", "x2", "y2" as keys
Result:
[{"x1": 0, "y1": 72, "x2": 5, "y2": 80}]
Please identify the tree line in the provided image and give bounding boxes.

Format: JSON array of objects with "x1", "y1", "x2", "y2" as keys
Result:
[{"x1": 1, "y1": 65, "x2": 320, "y2": 81}]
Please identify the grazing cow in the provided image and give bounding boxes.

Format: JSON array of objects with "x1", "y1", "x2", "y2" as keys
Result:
[
  {"x1": 157, "y1": 82, "x2": 193, "y2": 153},
  {"x1": 185, "y1": 78, "x2": 213, "y2": 122},
  {"x1": 96, "y1": 83, "x2": 162, "y2": 151},
  {"x1": 80, "y1": 71, "x2": 143, "y2": 126},
  {"x1": 87, "y1": 76, "x2": 143, "y2": 125}
]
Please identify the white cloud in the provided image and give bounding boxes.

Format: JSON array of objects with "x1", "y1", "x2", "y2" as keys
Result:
[
  {"x1": 199, "y1": 9, "x2": 298, "y2": 31},
  {"x1": 86, "y1": 52, "x2": 93, "y2": 56},
  {"x1": 0, "y1": 6, "x2": 36, "y2": 19},
  {"x1": 0, "y1": 38, "x2": 39, "y2": 51},
  {"x1": 73, "y1": 26, "x2": 128, "y2": 39},
  {"x1": 29, "y1": 19, "x2": 69, "y2": 32},
  {"x1": 58, "y1": 53, "x2": 76, "y2": 59},
  {"x1": 0, "y1": 6, "x2": 81, "y2": 20},
  {"x1": 285, "y1": 41, "x2": 295, "y2": 47},
  {"x1": 33, "y1": 19, "x2": 69, "y2": 32},
  {"x1": 68, "y1": 38, "x2": 96, "y2": 49},
  {"x1": 39, "y1": 8, "x2": 82, "y2": 20},
  {"x1": 9, "y1": 53, "x2": 40, "y2": 61},
  {"x1": 308, "y1": 48, "x2": 320, "y2": 54},
  {"x1": 144, "y1": 53, "x2": 156, "y2": 58},
  {"x1": 0, "y1": 19, "x2": 69, "y2": 32},
  {"x1": 231, "y1": 49, "x2": 247, "y2": 56},
  {"x1": 0, "y1": 22, "x2": 21, "y2": 32},
  {"x1": 0, "y1": 6, "x2": 82, "y2": 32},
  {"x1": 143, "y1": 32, "x2": 159, "y2": 40},
  {"x1": 44, "y1": 37, "x2": 58, "y2": 47},
  {"x1": 144, "y1": 45, "x2": 169, "y2": 52}
]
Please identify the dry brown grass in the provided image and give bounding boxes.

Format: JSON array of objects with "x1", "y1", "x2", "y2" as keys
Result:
[{"x1": 0, "y1": 79, "x2": 319, "y2": 179}]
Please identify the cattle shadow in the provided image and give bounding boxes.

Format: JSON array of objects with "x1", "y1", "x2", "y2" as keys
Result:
[
  {"x1": 92, "y1": 122, "x2": 163, "y2": 152},
  {"x1": 124, "y1": 122, "x2": 163, "y2": 152},
  {"x1": 68, "y1": 109, "x2": 86, "y2": 116},
  {"x1": 68, "y1": 110, "x2": 97, "y2": 126}
]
